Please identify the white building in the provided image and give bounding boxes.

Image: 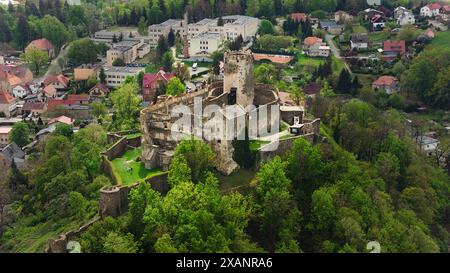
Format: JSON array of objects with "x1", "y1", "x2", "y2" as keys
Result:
[
  {"x1": 148, "y1": 19, "x2": 187, "y2": 48},
  {"x1": 148, "y1": 15, "x2": 259, "y2": 49},
  {"x1": 303, "y1": 37, "x2": 330, "y2": 57},
  {"x1": 397, "y1": 12, "x2": 416, "y2": 26},
  {"x1": 418, "y1": 136, "x2": 439, "y2": 156},
  {"x1": 420, "y1": 3, "x2": 441, "y2": 17},
  {"x1": 101, "y1": 66, "x2": 145, "y2": 88},
  {"x1": 350, "y1": 34, "x2": 369, "y2": 50},
  {"x1": 366, "y1": 0, "x2": 381, "y2": 6},
  {"x1": 189, "y1": 33, "x2": 224, "y2": 56}
]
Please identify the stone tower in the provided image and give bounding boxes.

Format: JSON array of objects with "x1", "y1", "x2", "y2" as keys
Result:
[{"x1": 223, "y1": 49, "x2": 255, "y2": 108}]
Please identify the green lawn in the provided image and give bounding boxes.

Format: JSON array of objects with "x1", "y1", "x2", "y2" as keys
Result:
[
  {"x1": 217, "y1": 168, "x2": 256, "y2": 193},
  {"x1": 431, "y1": 31, "x2": 450, "y2": 47},
  {"x1": 249, "y1": 140, "x2": 270, "y2": 152},
  {"x1": 352, "y1": 25, "x2": 368, "y2": 34},
  {"x1": 110, "y1": 147, "x2": 165, "y2": 185},
  {"x1": 369, "y1": 31, "x2": 390, "y2": 42},
  {"x1": 331, "y1": 55, "x2": 345, "y2": 75},
  {"x1": 298, "y1": 53, "x2": 325, "y2": 67}
]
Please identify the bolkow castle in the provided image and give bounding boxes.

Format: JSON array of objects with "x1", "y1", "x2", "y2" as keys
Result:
[{"x1": 140, "y1": 49, "x2": 320, "y2": 175}]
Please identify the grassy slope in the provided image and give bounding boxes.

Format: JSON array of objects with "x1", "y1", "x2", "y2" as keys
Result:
[
  {"x1": 110, "y1": 147, "x2": 164, "y2": 185},
  {"x1": 431, "y1": 30, "x2": 450, "y2": 47}
]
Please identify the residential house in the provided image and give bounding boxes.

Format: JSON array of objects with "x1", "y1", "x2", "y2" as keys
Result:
[
  {"x1": 334, "y1": 11, "x2": 353, "y2": 24},
  {"x1": 420, "y1": 3, "x2": 441, "y2": 17},
  {"x1": 0, "y1": 65, "x2": 33, "y2": 92},
  {"x1": 25, "y1": 38, "x2": 55, "y2": 59},
  {"x1": 366, "y1": 0, "x2": 381, "y2": 6},
  {"x1": 89, "y1": 83, "x2": 110, "y2": 100},
  {"x1": 47, "y1": 99, "x2": 91, "y2": 120},
  {"x1": 397, "y1": 11, "x2": 415, "y2": 26},
  {"x1": 67, "y1": 94, "x2": 90, "y2": 105},
  {"x1": 383, "y1": 40, "x2": 406, "y2": 61},
  {"x1": 372, "y1": 76, "x2": 400, "y2": 94},
  {"x1": 303, "y1": 37, "x2": 330, "y2": 57},
  {"x1": 11, "y1": 84, "x2": 30, "y2": 99},
  {"x1": 319, "y1": 20, "x2": 344, "y2": 34},
  {"x1": 42, "y1": 84, "x2": 58, "y2": 100},
  {"x1": 43, "y1": 74, "x2": 70, "y2": 90},
  {"x1": 0, "y1": 90, "x2": 17, "y2": 117},
  {"x1": 371, "y1": 14, "x2": 386, "y2": 30},
  {"x1": 0, "y1": 126, "x2": 12, "y2": 147},
  {"x1": 442, "y1": 5, "x2": 450, "y2": 14},
  {"x1": 364, "y1": 8, "x2": 385, "y2": 20},
  {"x1": 417, "y1": 136, "x2": 439, "y2": 156},
  {"x1": 142, "y1": 70, "x2": 176, "y2": 102},
  {"x1": 22, "y1": 101, "x2": 47, "y2": 117},
  {"x1": 74, "y1": 64, "x2": 101, "y2": 81},
  {"x1": 394, "y1": 6, "x2": 408, "y2": 19},
  {"x1": 350, "y1": 34, "x2": 369, "y2": 50},
  {"x1": 0, "y1": 142, "x2": 25, "y2": 169},
  {"x1": 291, "y1": 13, "x2": 307, "y2": 22},
  {"x1": 48, "y1": 115, "x2": 74, "y2": 129}
]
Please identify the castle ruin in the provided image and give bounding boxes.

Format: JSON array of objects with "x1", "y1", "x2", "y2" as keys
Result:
[{"x1": 140, "y1": 49, "x2": 318, "y2": 175}]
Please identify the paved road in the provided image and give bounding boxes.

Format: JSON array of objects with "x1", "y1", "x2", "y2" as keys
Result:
[
  {"x1": 325, "y1": 34, "x2": 351, "y2": 72},
  {"x1": 45, "y1": 44, "x2": 70, "y2": 76}
]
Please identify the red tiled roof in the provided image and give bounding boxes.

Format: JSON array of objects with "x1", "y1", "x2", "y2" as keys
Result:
[
  {"x1": 303, "y1": 36, "x2": 322, "y2": 46},
  {"x1": 89, "y1": 83, "x2": 110, "y2": 94},
  {"x1": 443, "y1": 5, "x2": 450, "y2": 12},
  {"x1": 143, "y1": 70, "x2": 175, "y2": 88},
  {"x1": 427, "y1": 3, "x2": 442, "y2": 10},
  {"x1": 384, "y1": 40, "x2": 406, "y2": 54},
  {"x1": 28, "y1": 38, "x2": 54, "y2": 51},
  {"x1": 0, "y1": 65, "x2": 33, "y2": 84},
  {"x1": 48, "y1": 116, "x2": 74, "y2": 126},
  {"x1": 43, "y1": 85, "x2": 57, "y2": 97},
  {"x1": 67, "y1": 94, "x2": 90, "y2": 101},
  {"x1": 22, "y1": 101, "x2": 46, "y2": 111},
  {"x1": 44, "y1": 74, "x2": 69, "y2": 88},
  {"x1": 47, "y1": 99, "x2": 77, "y2": 110},
  {"x1": 291, "y1": 13, "x2": 307, "y2": 22},
  {"x1": 0, "y1": 90, "x2": 15, "y2": 104},
  {"x1": 372, "y1": 76, "x2": 398, "y2": 86}
]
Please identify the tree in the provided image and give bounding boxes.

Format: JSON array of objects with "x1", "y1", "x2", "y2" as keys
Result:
[
  {"x1": 112, "y1": 58, "x2": 125, "y2": 67},
  {"x1": 10, "y1": 122, "x2": 30, "y2": 148},
  {"x1": 172, "y1": 62, "x2": 190, "y2": 83},
  {"x1": 336, "y1": 68, "x2": 352, "y2": 93},
  {"x1": 428, "y1": 66, "x2": 450, "y2": 108},
  {"x1": 36, "y1": 15, "x2": 69, "y2": 50},
  {"x1": 99, "y1": 68, "x2": 107, "y2": 84},
  {"x1": 161, "y1": 51, "x2": 174, "y2": 72},
  {"x1": 288, "y1": 85, "x2": 305, "y2": 106},
  {"x1": 156, "y1": 35, "x2": 169, "y2": 60},
  {"x1": 258, "y1": 19, "x2": 275, "y2": 35},
  {"x1": 167, "y1": 29, "x2": 175, "y2": 47},
  {"x1": 54, "y1": 123, "x2": 74, "y2": 138},
  {"x1": 256, "y1": 157, "x2": 301, "y2": 252},
  {"x1": 68, "y1": 38, "x2": 99, "y2": 65},
  {"x1": 174, "y1": 138, "x2": 215, "y2": 183},
  {"x1": 166, "y1": 77, "x2": 185, "y2": 97},
  {"x1": 110, "y1": 81, "x2": 142, "y2": 131},
  {"x1": 15, "y1": 15, "x2": 30, "y2": 51},
  {"x1": 21, "y1": 46, "x2": 49, "y2": 75},
  {"x1": 91, "y1": 102, "x2": 108, "y2": 120},
  {"x1": 103, "y1": 232, "x2": 139, "y2": 253},
  {"x1": 254, "y1": 63, "x2": 276, "y2": 84},
  {"x1": 138, "y1": 17, "x2": 148, "y2": 36}
]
